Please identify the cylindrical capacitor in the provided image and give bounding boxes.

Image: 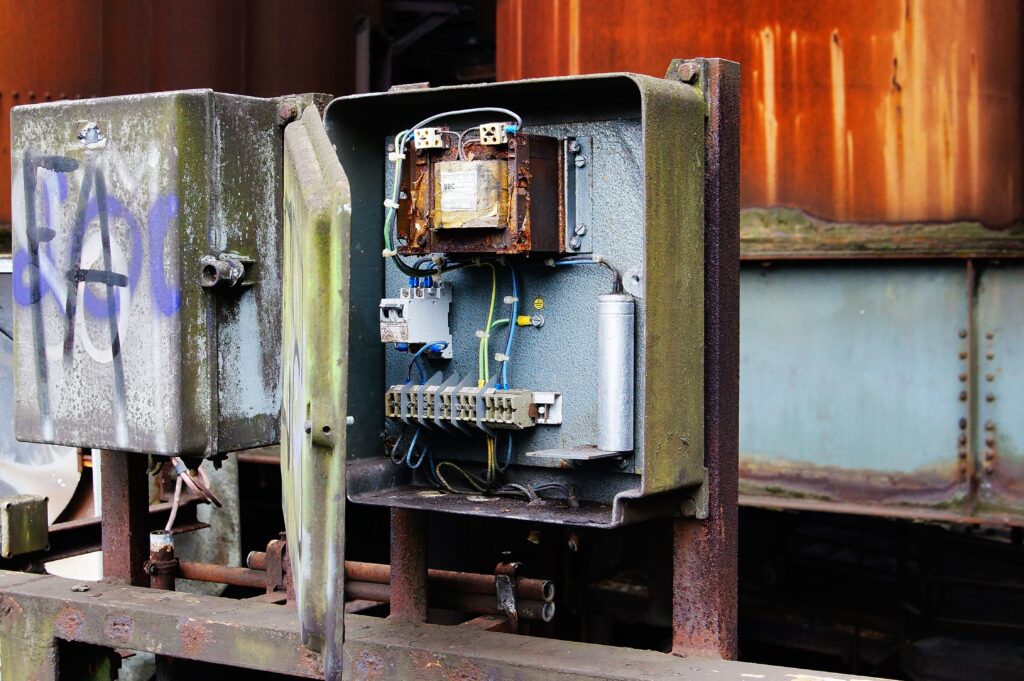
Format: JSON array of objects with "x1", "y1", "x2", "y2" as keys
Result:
[{"x1": 597, "y1": 293, "x2": 635, "y2": 452}]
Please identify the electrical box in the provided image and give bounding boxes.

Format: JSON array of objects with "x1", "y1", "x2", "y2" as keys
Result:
[
  {"x1": 283, "y1": 73, "x2": 709, "y2": 529},
  {"x1": 9, "y1": 90, "x2": 308, "y2": 457}
]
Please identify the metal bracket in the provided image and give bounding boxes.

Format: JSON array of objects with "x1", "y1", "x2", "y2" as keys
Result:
[
  {"x1": 563, "y1": 136, "x2": 593, "y2": 253},
  {"x1": 199, "y1": 253, "x2": 254, "y2": 290},
  {"x1": 494, "y1": 560, "x2": 522, "y2": 633},
  {"x1": 265, "y1": 535, "x2": 287, "y2": 594}
]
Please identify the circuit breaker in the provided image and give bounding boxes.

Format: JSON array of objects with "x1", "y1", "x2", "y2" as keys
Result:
[{"x1": 284, "y1": 73, "x2": 708, "y2": 529}]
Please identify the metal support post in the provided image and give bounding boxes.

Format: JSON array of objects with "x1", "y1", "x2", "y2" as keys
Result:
[
  {"x1": 100, "y1": 450, "x2": 150, "y2": 586},
  {"x1": 667, "y1": 57, "x2": 741, "y2": 660},
  {"x1": 388, "y1": 508, "x2": 428, "y2": 622}
]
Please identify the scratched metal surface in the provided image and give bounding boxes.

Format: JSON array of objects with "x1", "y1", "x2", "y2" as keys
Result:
[
  {"x1": 10, "y1": 91, "x2": 283, "y2": 456},
  {"x1": 739, "y1": 262, "x2": 971, "y2": 508}
]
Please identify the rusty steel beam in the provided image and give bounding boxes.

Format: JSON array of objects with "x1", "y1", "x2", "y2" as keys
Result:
[
  {"x1": 99, "y1": 450, "x2": 150, "y2": 587},
  {"x1": 0, "y1": 570, "x2": 886, "y2": 681},
  {"x1": 668, "y1": 58, "x2": 741, "y2": 660},
  {"x1": 388, "y1": 508, "x2": 428, "y2": 623}
]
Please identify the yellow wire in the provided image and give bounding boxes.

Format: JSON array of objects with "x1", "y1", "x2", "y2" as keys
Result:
[
  {"x1": 434, "y1": 460, "x2": 488, "y2": 494},
  {"x1": 478, "y1": 263, "x2": 497, "y2": 386}
]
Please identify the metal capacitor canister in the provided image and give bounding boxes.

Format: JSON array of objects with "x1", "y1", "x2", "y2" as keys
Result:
[{"x1": 597, "y1": 293, "x2": 635, "y2": 452}]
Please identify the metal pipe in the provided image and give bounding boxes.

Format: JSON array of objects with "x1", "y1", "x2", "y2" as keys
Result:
[
  {"x1": 177, "y1": 561, "x2": 266, "y2": 590},
  {"x1": 247, "y1": 553, "x2": 555, "y2": 603},
  {"x1": 344, "y1": 581, "x2": 555, "y2": 623},
  {"x1": 597, "y1": 293, "x2": 635, "y2": 452},
  {"x1": 147, "y1": 530, "x2": 178, "y2": 591}
]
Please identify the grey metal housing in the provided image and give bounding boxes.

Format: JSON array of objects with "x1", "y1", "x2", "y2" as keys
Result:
[
  {"x1": 324, "y1": 73, "x2": 708, "y2": 526},
  {"x1": 10, "y1": 91, "x2": 296, "y2": 456}
]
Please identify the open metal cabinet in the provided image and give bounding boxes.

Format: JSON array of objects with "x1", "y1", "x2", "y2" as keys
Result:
[{"x1": 281, "y1": 69, "x2": 713, "y2": 672}]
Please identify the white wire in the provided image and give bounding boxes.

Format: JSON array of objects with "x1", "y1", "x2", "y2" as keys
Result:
[
  {"x1": 407, "y1": 107, "x2": 522, "y2": 133},
  {"x1": 164, "y1": 474, "x2": 183, "y2": 532}
]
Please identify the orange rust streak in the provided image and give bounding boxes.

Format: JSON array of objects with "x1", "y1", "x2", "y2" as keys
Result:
[{"x1": 495, "y1": 0, "x2": 1024, "y2": 226}]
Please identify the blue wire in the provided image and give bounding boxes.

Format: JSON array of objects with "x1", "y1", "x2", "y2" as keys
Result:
[
  {"x1": 500, "y1": 264, "x2": 518, "y2": 388},
  {"x1": 552, "y1": 259, "x2": 598, "y2": 267},
  {"x1": 407, "y1": 340, "x2": 449, "y2": 383},
  {"x1": 403, "y1": 430, "x2": 428, "y2": 466},
  {"x1": 495, "y1": 431, "x2": 514, "y2": 472}
]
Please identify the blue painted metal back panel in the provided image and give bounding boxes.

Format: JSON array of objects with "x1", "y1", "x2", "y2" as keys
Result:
[
  {"x1": 739, "y1": 263, "x2": 969, "y2": 508},
  {"x1": 977, "y1": 264, "x2": 1024, "y2": 515}
]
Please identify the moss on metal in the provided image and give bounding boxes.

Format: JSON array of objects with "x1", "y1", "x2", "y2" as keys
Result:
[{"x1": 741, "y1": 207, "x2": 1024, "y2": 259}]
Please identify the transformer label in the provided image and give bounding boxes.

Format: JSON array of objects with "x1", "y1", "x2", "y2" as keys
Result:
[{"x1": 439, "y1": 169, "x2": 478, "y2": 211}]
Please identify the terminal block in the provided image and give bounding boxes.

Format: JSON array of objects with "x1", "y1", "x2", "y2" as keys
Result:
[
  {"x1": 413, "y1": 127, "x2": 446, "y2": 149},
  {"x1": 379, "y1": 283, "x2": 453, "y2": 358},
  {"x1": 479, "y1": 122, "x2": 510, "y2": 145},
  {"x1": 386, "y1": 379, "x2": 561, "y2": 432}
]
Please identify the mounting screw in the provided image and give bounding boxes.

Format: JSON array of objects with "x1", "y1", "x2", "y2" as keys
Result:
[
  {"x1": 77, "y1": 122, "x2": 104, "y2": 146},
  {"x1": 568, "y1": 140, "x2": 582, "y2": 154},
  {"x1": 574, "y1": 223, "x2": 588, "y2": 236},
  {"x1": 278, "y1": 99, "x2": 298, "y2": 123},
  {"x1": 569, "y1": 236, "x2": 582, "y2": 250},
  {"x1": 304, "y1": 421, "x2": 312, "y2": 434},
  {"x1": 574, "y1": 155, "x2": 588, "y2": 168},
  {"x1": 676, "y1": 62, "x2": 700, "y2": 84}
]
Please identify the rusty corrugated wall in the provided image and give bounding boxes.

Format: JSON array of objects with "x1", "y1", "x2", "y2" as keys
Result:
[
  {"x1": 496, "y1": 0, "x2": 1023, "y2": 226},
  {"x1": 1, "y1": 0, "x2": 377, "y2": 228}
]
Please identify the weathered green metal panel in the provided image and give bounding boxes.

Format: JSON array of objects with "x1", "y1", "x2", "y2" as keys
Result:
[
  {"x1": 0, "y1": 494, "x2": 48, "y2": 558},
  {"x1": 281, "y1": 105, "x2": 351, "y2": 678}
]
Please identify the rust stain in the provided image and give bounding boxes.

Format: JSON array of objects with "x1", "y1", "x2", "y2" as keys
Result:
[
  {"x1": 739, "y1": 456, "x2": 966, "y2": 508},
  {"x1": 297, "y1": 645, "x2": 322, "y2": 676},
  {"x1": 496, "y1": 0, "x2": 1024, "y2": 226},
  {"x1": 410, "y1": 650, "x2": 442, "y2": 670},
  {"x1": 104, "y1": 613, "x2": 134, "y2": 644},
  {"x1": 353, "y1": 649, "x2": 386, "y2": 681},
  {"x1": 55, "y1": 606, "x2": 84, "y2": 640},
  {"x1": 178, "y1": 620, "x2": 211, "y2": 657},
  {"x1": 0, "y1": 594, "x2": 24, "y2": 623},
  {"x1": 442, "y1": 659, "x2": 486, "y2": 681}
]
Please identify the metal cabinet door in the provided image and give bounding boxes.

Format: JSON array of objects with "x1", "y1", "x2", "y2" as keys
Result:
[{"x1": 281, "y1": 105, "x2": 351, "y2": 678}]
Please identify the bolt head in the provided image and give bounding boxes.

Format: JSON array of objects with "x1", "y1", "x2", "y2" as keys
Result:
[
  {"x1": 569, "y1": 236, "x2": 581, "y2": 250},
  {"x1": 568, "y1": 140, "x2": 582, "y2": 154},
  {"x1": 574, "y1": 155, "x2": 587, "y2": 168},
  {"x1": 676, "y1": 62, "x2": 700, "y2": 84},
  {"x1": 278, "y1": 100, "x2": 299, "y2": 123},
  {"x1": 574, "y1": 223, "x2": 588, "y2": 236}
]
